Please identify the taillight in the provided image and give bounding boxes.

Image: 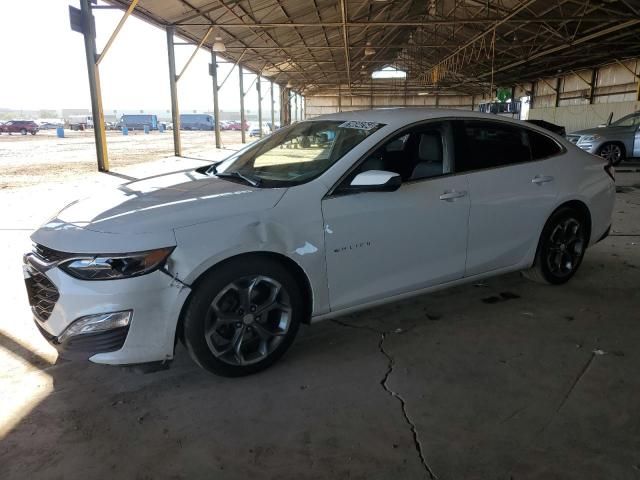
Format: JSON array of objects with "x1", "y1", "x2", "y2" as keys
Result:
[{"x1": 604, "y1": 164, "x2": 615, "y2": 181}]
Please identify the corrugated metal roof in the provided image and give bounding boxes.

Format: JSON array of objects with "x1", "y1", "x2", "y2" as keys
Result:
[{"x1": 105, "y1": 0, "x2": 640, "y2": 95}]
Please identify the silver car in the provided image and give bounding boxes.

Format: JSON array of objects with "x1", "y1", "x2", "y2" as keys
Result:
[{"x1": 567, "y1": 111, "x2": 640, "y2": 165}]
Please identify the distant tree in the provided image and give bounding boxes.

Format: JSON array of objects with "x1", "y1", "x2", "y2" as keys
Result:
[{"x1": 39, "y1": 109, "x2": 57, "y2": 118}]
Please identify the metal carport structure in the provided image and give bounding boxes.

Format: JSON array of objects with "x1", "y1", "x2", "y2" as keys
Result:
[{"x1": 76, "y1": 0, "x2": 640, "y2": 171}]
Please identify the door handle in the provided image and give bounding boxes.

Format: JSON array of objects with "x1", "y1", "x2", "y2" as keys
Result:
[
  {"x1": 532, "y1": 175, "x2": 554, "y2": 185},
  {"x1": 439, "y1": 190, "x2": 467, "y2": 201}
]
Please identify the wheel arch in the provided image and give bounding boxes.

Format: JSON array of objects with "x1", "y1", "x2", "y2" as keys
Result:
[
  {"x1": 598, "y1": 140, "x2": 627, "y2": 158},
  {"x1": 174, "y1": 251, "x2": 314, "y2": 347},
  {"x1": 532, "y1": 199, "x2": 592, "y2": 267}
]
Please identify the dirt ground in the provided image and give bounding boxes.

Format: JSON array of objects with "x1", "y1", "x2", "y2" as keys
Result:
[
  {"x1": 0, "y1": 129, "x2": 249, "y2": 189},
  {"x1": 1, "y1": 137, "x2": 640, "y2": 479}
]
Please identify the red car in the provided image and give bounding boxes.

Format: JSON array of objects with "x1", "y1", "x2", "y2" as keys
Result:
[
  {"x1": 227, "y1": 120, "x2": 249, "y2": 131},
  {"x1": 1, "y1": 120, "x2": 39, "y2": 135}
]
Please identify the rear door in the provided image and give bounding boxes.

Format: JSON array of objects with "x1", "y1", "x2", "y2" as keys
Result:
[{"x1": 452, "y1": 120, "x2": 561, "y2": 276}]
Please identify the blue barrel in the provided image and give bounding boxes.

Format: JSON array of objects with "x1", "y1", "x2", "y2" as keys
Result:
[
  {"x1": 158, "y1": 124, "x2": 165, "y2": 133},
  {"x1": 56, "y1": 127, "x2": 64, "y2": 138},
  {"x1": 122, "y1": 126, "x2": 129, "y2": 136},
  {"x1": 144, "y1": 125, "x2": 150, "y2": 134}
]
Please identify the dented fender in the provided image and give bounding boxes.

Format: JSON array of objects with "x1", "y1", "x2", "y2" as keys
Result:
[{"x1": 169, "y1": 182, "x2": 331, "y2": 316}]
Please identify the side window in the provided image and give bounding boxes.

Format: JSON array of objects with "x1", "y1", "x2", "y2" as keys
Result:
[
  {"x1": 353, "y1": 122, "x2": 450, "y2": 182},
  {"x1": 454, "y1": 121, "x2": 531, "y2": 173},
  {"x1": 528, "y1": 130, "x2": 562, "y2": 160}
]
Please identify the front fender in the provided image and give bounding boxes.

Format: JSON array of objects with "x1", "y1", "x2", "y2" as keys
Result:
[{"x1": 169, "y1": 198, "x2": 329, "y2": 316}]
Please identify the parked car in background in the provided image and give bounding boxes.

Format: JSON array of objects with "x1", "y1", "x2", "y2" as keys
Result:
[
  {"x1": 249, "y1": 122, "x2": 270, "y2": 137},
  {"x1": 180, "y1": 114, "x2": 214, "y2": 131},
  {"x1": 38, "y1": 121, "x2": 64, "y2": 130},
  {"x1": 567, "y1": 111, "x2": 640, "y2": 165},
  {"x1": 228, "y1": 120, "x2": 249, "y2": 131},
  {"x1": 526, "y1": 119, "x2": 566, "y2": 137},
  {"x1": 1, "y1": 120, "x2": 39, "y2": 135},
  {"x1": 24, "y1": 109, "x2": 615, "y2": 376}
]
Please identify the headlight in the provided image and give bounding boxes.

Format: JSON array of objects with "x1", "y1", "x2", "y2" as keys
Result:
[
  {"x1": 59, "y1": 247, "x2": 173, "y2": 280},
  {"x1": 578, "y1": 134, "x2": 600, "y2": 143}
]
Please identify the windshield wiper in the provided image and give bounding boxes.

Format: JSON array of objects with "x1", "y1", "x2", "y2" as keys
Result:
[{"x1": 215, "y1": 170, "x2": 262, "y2": 187}]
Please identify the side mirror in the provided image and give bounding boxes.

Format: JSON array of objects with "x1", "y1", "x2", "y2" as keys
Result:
[{"x1": 348, "y1": 170, "x2": 402, "y2": 192}]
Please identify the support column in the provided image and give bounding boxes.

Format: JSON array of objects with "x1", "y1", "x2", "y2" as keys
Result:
[
  {"x1": 294, "y1": 93, "x2": 298, "y2": 122},
  {"x1": 270, "y1": 81, "x2": 275, "y2": 132},
  {"x1": 589, "y1": 68, "x2": 598, "y2": 104},
  {"x1": 257, "y1": 75, "x2": 263, "y2": 138},
  {"x1": 338, "y1": 84, "x2": 342, "y2": 112},
  {"x1": 530, "y1": 81, "x2": 536, "y2": 109},
  {"x1": 280, "y1": 87, "x2": 291, "y2": 126},
  {"x1": 80, "y1": 0, "x2": 108, "y2": 171},
  {"x1": 239, "y1": 65, "x2": 246, "y2": 143},
  {"x1": 554, "y1": 77, "x2": 562, "y2": 107},
  {"x1": 210, "y1": 51, "x2": 221, "y2": 149},
  {"x1": 166, "y1": 27, "x2": 181, "y2": 156}
]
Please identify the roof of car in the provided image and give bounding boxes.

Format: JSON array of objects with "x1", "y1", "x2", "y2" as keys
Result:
[{"x1": 314, "y1": 108, "x2": 531, "y2": 129}]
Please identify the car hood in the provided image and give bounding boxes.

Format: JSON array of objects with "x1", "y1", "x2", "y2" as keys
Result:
[
  {"x1": 31, "y1": 169, "x2": 287, "y2": 252},
  {"x1": 570, "y1": 126, "x2": 623, "y2": 136}
]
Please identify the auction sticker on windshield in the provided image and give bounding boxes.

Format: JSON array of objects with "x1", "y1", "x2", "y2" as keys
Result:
[{"x1": 338, "y1": 121, "x2": 382, "y2": 130}]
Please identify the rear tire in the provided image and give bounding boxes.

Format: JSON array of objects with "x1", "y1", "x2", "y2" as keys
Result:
[
  {"x1": 523, "y1": 207, "x2": 587, "y2": 285},
  {"x1": 182, "y1": 256, "x2": 303, "y2": 376}
]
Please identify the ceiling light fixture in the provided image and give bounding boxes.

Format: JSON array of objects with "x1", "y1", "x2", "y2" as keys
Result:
[
  {"x1": 364, "y1": 42, "x2": 375, "y2": 56},
  {"x1": 212, "y1": 36, "x2": 226, "y2": 52}
]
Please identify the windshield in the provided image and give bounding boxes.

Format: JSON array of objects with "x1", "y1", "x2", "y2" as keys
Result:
[
  {"x1": 611, "y1": 114, "x2": 640, "y2": 127},
  {"x1": 210, "y1": 120, "x2": 384, "y2": 187}
]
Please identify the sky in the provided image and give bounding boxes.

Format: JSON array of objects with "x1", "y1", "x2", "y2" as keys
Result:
[{"x1": 0, "y1": 0, "x2": 277, "y2": 115}]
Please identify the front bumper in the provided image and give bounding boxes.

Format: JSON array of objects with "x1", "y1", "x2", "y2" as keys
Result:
[{"x1": 23, "y1": 252, "x2": 191, "y2": 365}]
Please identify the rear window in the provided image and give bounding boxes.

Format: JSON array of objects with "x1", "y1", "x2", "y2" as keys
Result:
[
  {"x1": 454, "y1": 120, "x2": 531, "y2": 173},
  {"x1": 528, "y1": 130, "x2": 562, "y2": 160}
]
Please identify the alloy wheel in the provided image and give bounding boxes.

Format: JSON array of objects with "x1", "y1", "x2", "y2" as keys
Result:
[
  {"x1": 204, "y1": 275, "x2": 292, "y2": 366},
  {"x1": 599, "y1": 144, "x2": 622, "y2": 164},
  {"x1": 544, "y1": 217, "x2": 585, "y2": 278}
]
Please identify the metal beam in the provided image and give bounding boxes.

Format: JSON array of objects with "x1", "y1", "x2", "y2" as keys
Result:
[
  {"x1": 340, "y1": 0, "x2": 351, "y2": 91},
  {"x1": 257, "y1": 75, "x2": 263, "y2": 138},
  {"x1": 96, "y1": 0, "x2": 138, "y2": 66},
  {"x1": 166, "y1": 27, "x2": 181, "y2": 156},
  {"x1": 239, "y1": 65, "x2": 246, "y2": 144},
  {"x1": 176, "y1": 26, "x2": 212, "y2": 81},
  {"x1": 177, "y1": 17, "x2": 636, "y2": 27},
  {"x1": 270, "y1": 81, "x2": 275, "y2": 133},
  {"x1": 80, "y1": 0, "x2": 109, "y2": 172},
  {"x1": 476, "y1": 20, "x2": 640, "y2": 80},
  {"x1": 210, "y1": 51, "x2": 221, "y2": 149},
  {"x1": 218, "y1": 50, "x2": 246, "y2": 90}
]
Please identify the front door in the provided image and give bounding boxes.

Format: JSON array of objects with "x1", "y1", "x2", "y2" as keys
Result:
[{"x1": 321, "y1": 122, "x2": 470, "y2": 311}]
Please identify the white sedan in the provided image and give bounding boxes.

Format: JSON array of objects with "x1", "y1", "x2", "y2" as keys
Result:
[{"x1": 24, "y1": 109, "x2": 615, "y2": 376}]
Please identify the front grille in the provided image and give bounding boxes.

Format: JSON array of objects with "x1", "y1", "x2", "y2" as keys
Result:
[
  {"x1": 24, "y1": 266, "x2": 59, "y2": 321},
  {"x1": 566, "y1": 135, "x2": 580, "y2": 144},
  {"x1": 34, "y1": 244, "x2": 73, "y2": 263}
]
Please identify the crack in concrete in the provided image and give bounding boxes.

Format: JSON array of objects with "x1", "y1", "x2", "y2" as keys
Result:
[
  {"x1": 534, "y1": 349, "x2": 612, "y2": 440},
  {"x1": 330, "y1": 319, "x2": 437, "y2": 479}
]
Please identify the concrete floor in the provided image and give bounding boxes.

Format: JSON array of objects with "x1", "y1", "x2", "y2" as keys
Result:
[{"x1": 1, "y1": 160, "x2": 639, "y2": 480}]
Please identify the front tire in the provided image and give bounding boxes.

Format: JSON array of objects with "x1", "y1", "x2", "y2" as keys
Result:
[
  {"x1": 597, "y1": 142, "x2": 624, "y2": 166},
  {"x1": 524, "y1": 207, "x2": 587, "y2": 285},
  {"x1": 182, "y1": 256, "x2": 303, "y2": 376}
]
